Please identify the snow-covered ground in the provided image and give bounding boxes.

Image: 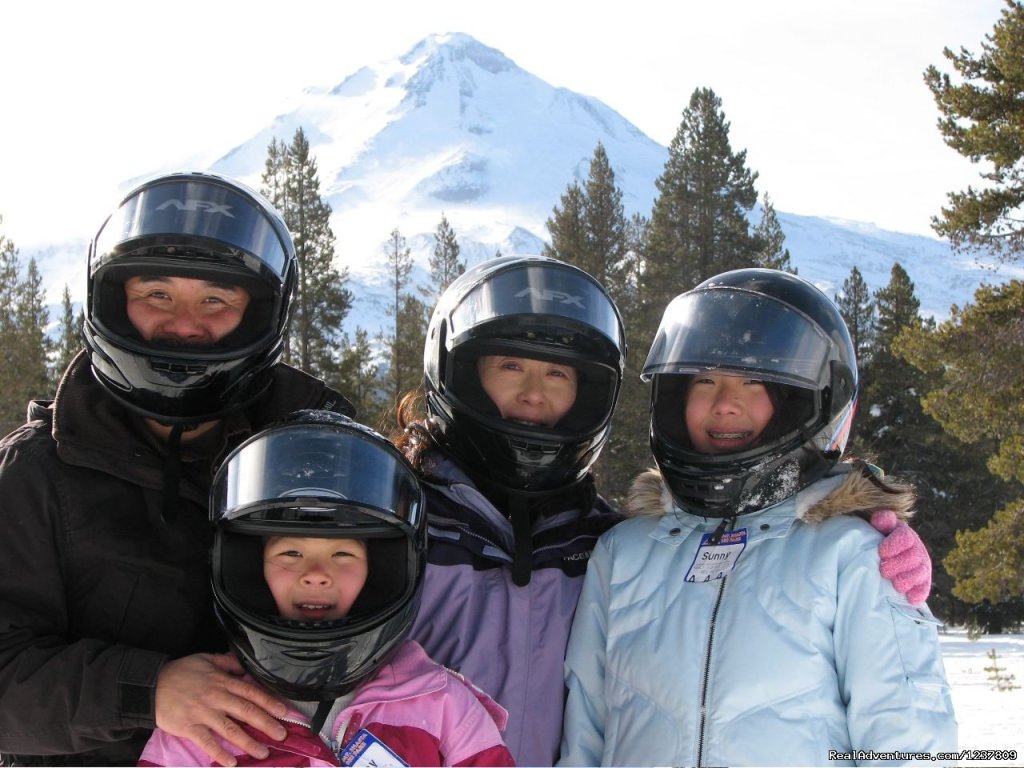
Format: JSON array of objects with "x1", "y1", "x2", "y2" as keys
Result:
[{"x1": 941, "y1": 628, "x2": 1024, "y2": 765}]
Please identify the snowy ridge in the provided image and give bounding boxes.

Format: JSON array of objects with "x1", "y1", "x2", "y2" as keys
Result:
[{"x1": 31, "y1": 32, "x2": 1022, "y2": 336}]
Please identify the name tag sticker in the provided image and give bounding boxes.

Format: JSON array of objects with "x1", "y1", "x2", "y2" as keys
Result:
[
  {"x1": 338, "y1": 728, "x2": 409, "y2": 767},
  {"x1": 684, "y1": 528, "x2": 747, "y2": 582}
]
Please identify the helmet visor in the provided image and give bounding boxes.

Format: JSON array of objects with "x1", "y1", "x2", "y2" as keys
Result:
[
  {"x1": 642, "y1": 287, "x2": 836, "y2": 389},
  {"x1": 449, "y1": 264, "x2": 624, "y2": 354},
  {"x1": 213, "y1": 423, "x2": 422, "y2": 531},
  {"x1": 92, "y1": 178, "x2": 290, "y2": 279}
]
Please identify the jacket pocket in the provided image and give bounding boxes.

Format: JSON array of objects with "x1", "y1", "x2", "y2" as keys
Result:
[{"x1": 886, "y1": 598, "x2": 951, "y2": 707}]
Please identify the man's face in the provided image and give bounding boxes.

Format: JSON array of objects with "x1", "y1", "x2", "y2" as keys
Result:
[{"x1": 124, "y1": 275, "x2": 250, "y2": 344}]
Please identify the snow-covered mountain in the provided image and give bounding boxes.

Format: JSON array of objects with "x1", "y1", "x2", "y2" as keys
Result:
[{"x1": 32, "y1": 32, "x2": 1023, "y2": 334}]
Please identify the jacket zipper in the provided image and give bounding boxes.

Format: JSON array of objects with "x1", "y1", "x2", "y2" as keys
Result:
[{"x1": 696, "y1": 514, "x2": 736, "y2": 767}]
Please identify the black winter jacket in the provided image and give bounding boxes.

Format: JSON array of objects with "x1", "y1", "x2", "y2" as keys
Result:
[{"x1": 0, "y1": 352, "x2": 351, "y2": 766}]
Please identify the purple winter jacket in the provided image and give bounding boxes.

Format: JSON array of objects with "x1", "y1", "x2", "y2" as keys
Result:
[{"x1": 407, "y1": 452, "x2": 622, "y2": 766}]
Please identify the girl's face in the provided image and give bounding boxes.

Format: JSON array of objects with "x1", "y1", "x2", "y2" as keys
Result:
[
  {"x1": 685, "y1": 373, "x2": 775, "y2": 455},
  {"x1": 263, "y1": 537, "x2": 368, "y2": 621},
  {"x1": 477, "y1": 355, "x2": 578, "y2": 428}
]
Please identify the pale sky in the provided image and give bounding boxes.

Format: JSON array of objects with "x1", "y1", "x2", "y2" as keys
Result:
[{"x1": 0, "y1": 0, "x2": 1007, "y2": 249}]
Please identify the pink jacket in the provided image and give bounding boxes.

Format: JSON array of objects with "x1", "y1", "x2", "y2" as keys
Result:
[{"x1": 138, "y1": 641, "x2": 514, "y2": 767}]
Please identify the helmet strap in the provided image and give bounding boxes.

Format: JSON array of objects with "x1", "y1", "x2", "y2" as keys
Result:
[
  {"x1": 160, "y1": 424, "x2": 185, "y2": 525},
  {"x1": 310, "y1": 699, "x2": 333, "y2": 737},
  {"x1": 510, "y1": 495, "x2": 532, "y2": 587}
]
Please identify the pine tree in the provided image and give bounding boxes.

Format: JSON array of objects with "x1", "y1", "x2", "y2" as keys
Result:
[
  {"x1": 380, "y1": 228, "x2": 426, "y2": 416},
  {"x1": 642, "y1": 87, "x2": 760, "y2": 352},
  {"x1": 913, "y1": 3, "x2": 1024, "y2": 626},
  {"x1": 543, "y1": 182, "x2": 587, "y2": 267},
  {"x1": 597, "y1": 211, "x2": 654, "y2": 507},
  {"x1": 924, "y1": 1, "x2": 1024, "y2": 263},
  {"x1": 859, "y1": 263, "x2": 925, "y2": 466},
  {"x1": 752, "y1": 194, "x2": 795, "y2": 272},
  {"x1": 52, "y1": 284, "x2": 83, "y2": 384},
  {"x1": 336, "y1": 326, "x2": 386, "y2": 430},
  {"x1": 896, "y1": 280, "x2": 1024, "y2": 613},
  {"x1": 16, "y1": 258, "x2": 51, "y2": 398},
  {"x1": 428, "y1": 213, "x2": 465, "y2": 303},
  {"x1": 836, "y1": 267, "x2": 877, "y2": 368},
  {"x1": 582, "y1": 143, "x2": 629, "y2": 294},
  {"x1": 546, "y1": 143, "x2": 631, "y2": 294},
  {"x1": 0, "y1": 224, "x2": 51, "y2": 435},
  {"x1": 543, "y1": 143, "x2": 640, "y2": 502},
  {"x1": 261, "y1": 128, "x2": 352, "y2": 381},
  {"x1": 888, "y1": 276, "x2": 1024, "y2": 626}
]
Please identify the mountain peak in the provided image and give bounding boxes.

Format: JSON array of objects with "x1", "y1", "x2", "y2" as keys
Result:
[{"x1": 401, "y1": 32, "x2": 515, "y2": 76}]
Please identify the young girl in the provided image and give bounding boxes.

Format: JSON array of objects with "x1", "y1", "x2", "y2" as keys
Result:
[
  {"x1": 559, "y1": 268, "x2": 957, "y2": 767},
  {"x1": 139, "y1": 411, "x2": 513, "y2": 767}
]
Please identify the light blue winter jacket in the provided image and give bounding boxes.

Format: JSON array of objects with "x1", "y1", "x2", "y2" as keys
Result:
[{"x1": 559, "y1": 464, "x2": 957, "y2": 767}]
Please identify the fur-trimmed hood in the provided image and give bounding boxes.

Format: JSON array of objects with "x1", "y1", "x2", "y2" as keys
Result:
[{"x1": 626, "y1": 462, "x2": 916, "y2": 524}]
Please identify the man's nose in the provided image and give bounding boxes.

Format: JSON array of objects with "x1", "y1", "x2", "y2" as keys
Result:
[{"x1": 158, "y1": 308, "x2": 207, "y2": 340}]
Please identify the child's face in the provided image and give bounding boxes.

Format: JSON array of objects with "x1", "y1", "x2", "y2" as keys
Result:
[
  {"x1": 685, "y1": 373, "x2": 775, "y2": 455},
  {"x1": 263, "y1": 536, "x2": 368, "y2": 621},
  {"x1": 477, "y1": 355, "x2": 578, "y2": 427}
]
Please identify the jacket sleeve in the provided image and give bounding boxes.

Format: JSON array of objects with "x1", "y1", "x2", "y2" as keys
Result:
[
  {"x1": 833, "y1": 526, "x2": 958, "y2": 764},
  {"x1": 558, "y1": 533, "x2": 613, "y2": 767},
  {"x1": 0, "y1": 434, "x2": 165, "y2": 755},
  {"x1": 137, "y1": 728, "x2": 221, "y2": 767},
  {"x1": 439, "y1": 671, "x2": 515, "y2": 767}
]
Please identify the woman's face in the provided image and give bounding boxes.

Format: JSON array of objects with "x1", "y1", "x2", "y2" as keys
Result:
[
  {"x1": 685, "y1": 373, "x2": 775, "y2": 454},
  {"x1": 476, "y1": 355, "x2": 578, "y2": 428}
]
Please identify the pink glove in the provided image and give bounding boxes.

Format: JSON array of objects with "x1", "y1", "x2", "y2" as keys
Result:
[{"x1": 871, "y1": 509, "x2": 932, "y2": 605}]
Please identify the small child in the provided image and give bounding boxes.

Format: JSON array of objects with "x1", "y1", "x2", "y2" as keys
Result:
[
  {"x1": 140, "y1": 411, "x2": 514, "y2": 768},
  {"x1": 559, "y1": 269, "x2": 957, "y2": 767}
]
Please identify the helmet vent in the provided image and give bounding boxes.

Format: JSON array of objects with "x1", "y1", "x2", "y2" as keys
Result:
[{"x1": 151, "y1": 361, "x2": 209, "y2": 376}]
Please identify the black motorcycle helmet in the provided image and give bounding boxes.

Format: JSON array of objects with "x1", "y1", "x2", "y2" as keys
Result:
[
  {"x1": 643, "y1": 268, "x2": 858, "y2": 516},
  {"x1": 423, "y1": 255, "x2": 626, "y2": 493},
  {"x1": 210, "y1": 410, "x2": 425, "y2": 700},
  {"x1": 83, "y1": 171, "x2": 296, "y2": 424}
]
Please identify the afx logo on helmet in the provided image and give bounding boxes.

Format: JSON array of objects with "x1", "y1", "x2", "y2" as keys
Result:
[
  {"x1": 155, "y1": 198, "x2": 235, "y2": 217},
  {"x1": 514, "y1": 287, "x2": 585, "y2": 308}
]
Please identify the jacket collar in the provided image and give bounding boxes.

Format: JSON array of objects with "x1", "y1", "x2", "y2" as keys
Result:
[{"x1": 628, "y1": 462, "x2": 916, "y2": 529}]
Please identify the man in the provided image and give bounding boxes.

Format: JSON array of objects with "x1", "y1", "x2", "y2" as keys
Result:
[{"x1": 0, "y1": 172, "x2": 352, "y2": 766}]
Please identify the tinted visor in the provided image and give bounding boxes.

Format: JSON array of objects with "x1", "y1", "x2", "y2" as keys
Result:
[
  {"x1": 642, "y1": 287, "x2": 835, "y2": 389},
  {"x1": 213, "y1": 423, "x2": 422, "y2": 531},
  {"x1": 450, "y1": 264, "x2": 624, "y2": 354},
  {"x1": 92, "y1": 178, "x2": 289, "y2": 279}
]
